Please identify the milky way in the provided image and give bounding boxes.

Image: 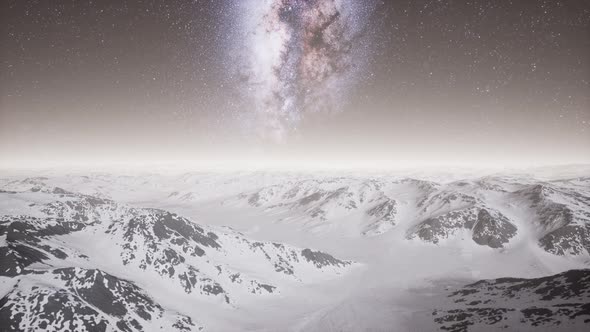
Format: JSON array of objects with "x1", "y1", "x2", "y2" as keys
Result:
[
  {"x1": 225, "y1": 0, "x2": 377, "y2": 141},
  {"x1": 3, "y1": 0, "x2": 589, "y2": 166}
]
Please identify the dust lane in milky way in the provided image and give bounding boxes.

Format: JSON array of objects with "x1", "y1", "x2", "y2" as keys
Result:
[{"x1": 224, "y1": 0, "x2": 377, "y2": 141}]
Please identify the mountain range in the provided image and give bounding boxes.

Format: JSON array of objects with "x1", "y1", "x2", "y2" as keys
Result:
[{"x1": 0, "y1": 169, "x2": 588, "y2": 331}]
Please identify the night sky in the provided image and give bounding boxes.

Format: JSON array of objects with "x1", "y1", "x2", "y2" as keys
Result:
[{"x1": 1, "y1": 0, "x2": 589, "y2": 168}]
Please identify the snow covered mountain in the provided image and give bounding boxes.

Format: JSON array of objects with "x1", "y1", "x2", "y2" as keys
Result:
[
  {"x1": 229, "y1": 177, "x2": 401, "y2": 235},
  {"x1": 0, "y1": 168, "x2": 589, "y2": 331},
  {"x1": 0, "y1": 182, "x2": 355, "y2": 331},
  {"x1": 225, "y1": 174, "x2": 589, "y2": 256}
]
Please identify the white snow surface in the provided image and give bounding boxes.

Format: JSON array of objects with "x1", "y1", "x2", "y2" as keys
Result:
[{"x1": 0, "y1": 167, "x2": 589, "y2": 331}]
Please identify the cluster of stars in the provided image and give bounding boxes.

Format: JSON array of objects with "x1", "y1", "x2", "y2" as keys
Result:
[{"x1": 0, "y1": 0, "x2": 588, "y2": 160}]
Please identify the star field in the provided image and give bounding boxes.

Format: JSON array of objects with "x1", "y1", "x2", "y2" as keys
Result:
[
  {"x1": 219, "y1": 0, "x2": 378, "y2": 141},
  {"x1": 0, "y1": 0, "x2": 588, "y2": 166}
]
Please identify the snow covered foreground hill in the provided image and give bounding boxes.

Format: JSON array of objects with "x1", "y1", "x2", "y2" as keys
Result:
[
  {"x1": 0, "y1": 168, "x2": 589, "y2": 331},
  {"x1": 430, "y1": 269, "x2": 590, "y2": 331},
  {"x1": 0, "y1": 184, "x2": 354, "y2": 331}
]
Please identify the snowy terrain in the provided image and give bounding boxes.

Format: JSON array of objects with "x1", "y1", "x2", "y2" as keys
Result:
[{"x1": 0, "y1": 166, "x2": 589, "y2": 331}]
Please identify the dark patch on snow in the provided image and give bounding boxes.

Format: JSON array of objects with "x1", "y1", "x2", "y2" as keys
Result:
[
  {"x1": 301, "y1": 248, "x2": 348, "y2": 268},
  {"x1": 434, "y1": 269, "x2": 590, "y2": 331},
  {"x1": 471, "y1": 209, "x2": 517, "y2": 248},
  {"x1": 539, "y1": 224, "x2": 590, "y2": 256}
]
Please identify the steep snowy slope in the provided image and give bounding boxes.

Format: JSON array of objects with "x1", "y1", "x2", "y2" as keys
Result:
[{"x1": 516, "y1": 181, "x2": 590, "y2": 256}]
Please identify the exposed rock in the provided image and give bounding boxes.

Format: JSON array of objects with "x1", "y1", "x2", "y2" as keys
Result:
[
  {"x1": 408, "y1": 208, "x2": 517, "y2": 249},
  {"x1": 433, "y1": 269, "x2": 590, "y2": 331},
  {"x1": 471, "y1": 209, "x2": 517, "y2": 248},
  {"x1": 301, "y1": 249, "x2": 350, "y2": 268}
]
